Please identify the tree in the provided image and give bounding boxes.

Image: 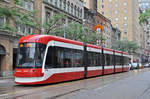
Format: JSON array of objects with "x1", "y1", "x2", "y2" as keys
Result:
[
  {"x1": 0, "y1": 0, "x2": 40, "y2": 34},
  {"x1": 139, "y1": 9, "x2": 150, "y2": 24},
  {"x1": 43, "y1": 14, "x2": 98, "y2": 44},
  {"x1": 112, "y1": 39, "x2": 139, "y2": 54},
  {"x1": 59, "y1": 22, "x2": 97, "y2": 44},
  {"x1": 43, "y1": 13, "x2": 66, "y2": 35}
]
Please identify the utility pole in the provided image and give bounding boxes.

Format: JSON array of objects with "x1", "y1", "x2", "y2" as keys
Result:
[
  {"x1": 82, "y1": 19, "x2": 88, "y2": 78},
  {"x1": 94, "y1": 24, "x2": 104, "y2": 75}
]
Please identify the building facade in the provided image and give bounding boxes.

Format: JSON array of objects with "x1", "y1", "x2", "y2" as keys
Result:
[
  {"x1": 98, "y1": 0, "x2": 142, "y2": 44},
  {"x1": 138, "y1": 0, "x2": 150, "y2": 62},
  {"x1": 0, "y1": 0, "x2": 41, "y2": 76},
  {"x1": 95, "y1": 12, "x2": 112, "y2": 48},
  {"x1": 42, "y1": 0, "x2": 84, "y2": 30},
  {"x1": 98, "y1": 0, "x2": 145, "y2": 58},
  {"x1": 84, "y1": 0, "x2": 116, "y2": 48},
  {"x1": 111, "y1": 27, "x2": 121, "y2": 47},
  {"x1": 0, "y1": 0, "x2": 84, "y2": 77},
  {"x1": 84, "y1": 0, "x2": 97, "y2": 11}
]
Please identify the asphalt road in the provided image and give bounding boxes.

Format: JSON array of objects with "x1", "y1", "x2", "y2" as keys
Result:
[{"x1": 0, "y1": 68, "x2": 150, "y2": 99}]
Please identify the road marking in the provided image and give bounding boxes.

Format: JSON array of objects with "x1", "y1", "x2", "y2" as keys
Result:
[{"x1": 94, "y1": 84, "x2": 109, "y2": 91}]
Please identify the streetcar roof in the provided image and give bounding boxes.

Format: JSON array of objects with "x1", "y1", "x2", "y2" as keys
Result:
[{"x1": 19, "y1": 35, "x2": 128, "y2": 55}]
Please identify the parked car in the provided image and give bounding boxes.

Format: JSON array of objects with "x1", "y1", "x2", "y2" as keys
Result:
[{"x1": 144, "y1": 63, "x2": 150, "y2": 68}]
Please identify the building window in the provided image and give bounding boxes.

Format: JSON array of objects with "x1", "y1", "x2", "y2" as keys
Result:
[
  {"x1": 24, "y1": 0, "x2": 34, "y2": 11},
  {"x1": 63, "y1": 0, "x2": 66, "y2": 11},
  {"x1": 101, "y1": 0, "x2": 104, "y2": 3},
  {"x1": 50, "y1": 0, "x2": 53, "y2": 4},
  {"x1": 115, "y1": 24, "x2": 118, "y2": 28},
  {"x1": 124, "y1": 16, "x2": 127, "y2": 20},
  {"x1": 77, "y1": 7, "x2": 80, "y2": 17},
  {"x1": 17, "y1": 0, "x2": 34, "y2": 11},
  {"x1": 59, "y1": 0, "x2": 62, "y2": 9},
  {"x1": 46, "y1": 11, "x2": 51, "y2": 22},
  {"x1": 74, "y1": 5, "x2": 77, "y2": 16},
  {"x1": 115, "y1": 4, "x2": 118, "y2": 7},
  {"x1": 101, "y1": 5, "x2": 104, "y2": 9},
  {"x1": 55, "y1": 0, "x2": 58, "y2": 7},
  {"x1": 124, "y1": 1, "x2": 127, "y2": 6},
  {"x1": 101, "y1": 11, "x2": 104, "y2": 15},
  {"x1": 124, "y1": 9, "x2": 127, "y2": 13},
  {"x1": 67, "y1": 1, "x2": 70, "y2": 13},
  {"x1": 26, "y1": 26, "x2": 33, "y2": 35},
  {"x1": 80, "y1": 9, "x2": 82, "y2": 18},
  {"x1": 71, "y1": 3, "x2": 73, "y2": 14},
  {"x1": 115, "y1": 17, "x2": 118, "y2": 21},
  {"x1": 17, "y1": 25, "x2": 33, "y2": 35},
  {"x1": 115, "y1": 10, "x2": 118, "y2": 14},
  {"x1": 0, "y1": 17, "x2": 5, "y2": 26}
]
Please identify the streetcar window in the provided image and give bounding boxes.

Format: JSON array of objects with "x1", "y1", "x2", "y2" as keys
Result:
[
  {"x1": 45, "y1": 47, "x2": 54, "y2": 68},
  {"x1": 88, "y1": 52, "x2": 93, "y2": 66},
  {"x1": 64, "y1": 48, "x2": 72, "y2": 67},
  {"x1": 17, "y1": 43, "x2": 46, "y2": 68},
  {"x1": 56, "y1": 47, "x2": 64, "y2": 68},
  {"x1": 105, "y1": 54, "x2": 111, "y2": 66},
  {"x1": 115, "y1": 56, "x2": 122, "y2": 66},
  {"x1": 72, "y1": 50, "x2": 82, "y2": 67},
  {"x1": 116, "y1": 56, "x2": 120, "y2": 65},
  {"x1": 45, "y1": 47, "x2": 83, "y2": 68},
  {"x1": 87, "y1": 52, "x2": 101, "y2": 67}
]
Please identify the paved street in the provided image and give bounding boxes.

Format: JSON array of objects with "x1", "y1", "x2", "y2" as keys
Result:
[{"x1": 0, "y1": 68, "x2": 150, "y2": 99}]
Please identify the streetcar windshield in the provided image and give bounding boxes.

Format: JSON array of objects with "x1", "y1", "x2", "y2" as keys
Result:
[{"x1": 16, "y1": 43, "x2": 46, "y2": 68}]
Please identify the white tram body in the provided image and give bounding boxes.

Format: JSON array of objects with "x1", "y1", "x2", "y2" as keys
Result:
[{"x1": 14, "y1": 35, "x2": 130, "y2": 85}]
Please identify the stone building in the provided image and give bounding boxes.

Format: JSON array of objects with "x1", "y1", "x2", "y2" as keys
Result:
[
  {"x1": 0, "y1": 0, "x2": 19, "y2": 77},
  {"x1": 41, "y1": 0, "x2": 84, "y2": 34},
  {"x1": 83, "y1": 0, "x2": 114, "y2": 48},
  {"x1": 0, "y1": 0, "x2": 84, "y2": 77},
  {"x1": 94, "y1": 12, "x2": 112, "y2": 48},
  {"x1": 111, "y1": 27, "x2": 121, "y2": 47}
]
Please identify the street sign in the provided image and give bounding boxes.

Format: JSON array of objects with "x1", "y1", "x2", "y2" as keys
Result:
[{"x1": 93, "y1": 24, "x2": 103, "y2": 31}]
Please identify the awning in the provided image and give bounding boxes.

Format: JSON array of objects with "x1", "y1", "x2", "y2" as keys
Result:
[{"x1": 0, "y1": 45, "x2": 6, "y2": 55}]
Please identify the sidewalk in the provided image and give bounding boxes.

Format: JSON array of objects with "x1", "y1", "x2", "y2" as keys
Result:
[{"x1": 0, "y1": 76, "x2": 14, "y2": 80}]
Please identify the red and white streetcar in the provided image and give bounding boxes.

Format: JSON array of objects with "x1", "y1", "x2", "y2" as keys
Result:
[{"x1": 14, "y1": 35, "x2": 130, "y2": 85}]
